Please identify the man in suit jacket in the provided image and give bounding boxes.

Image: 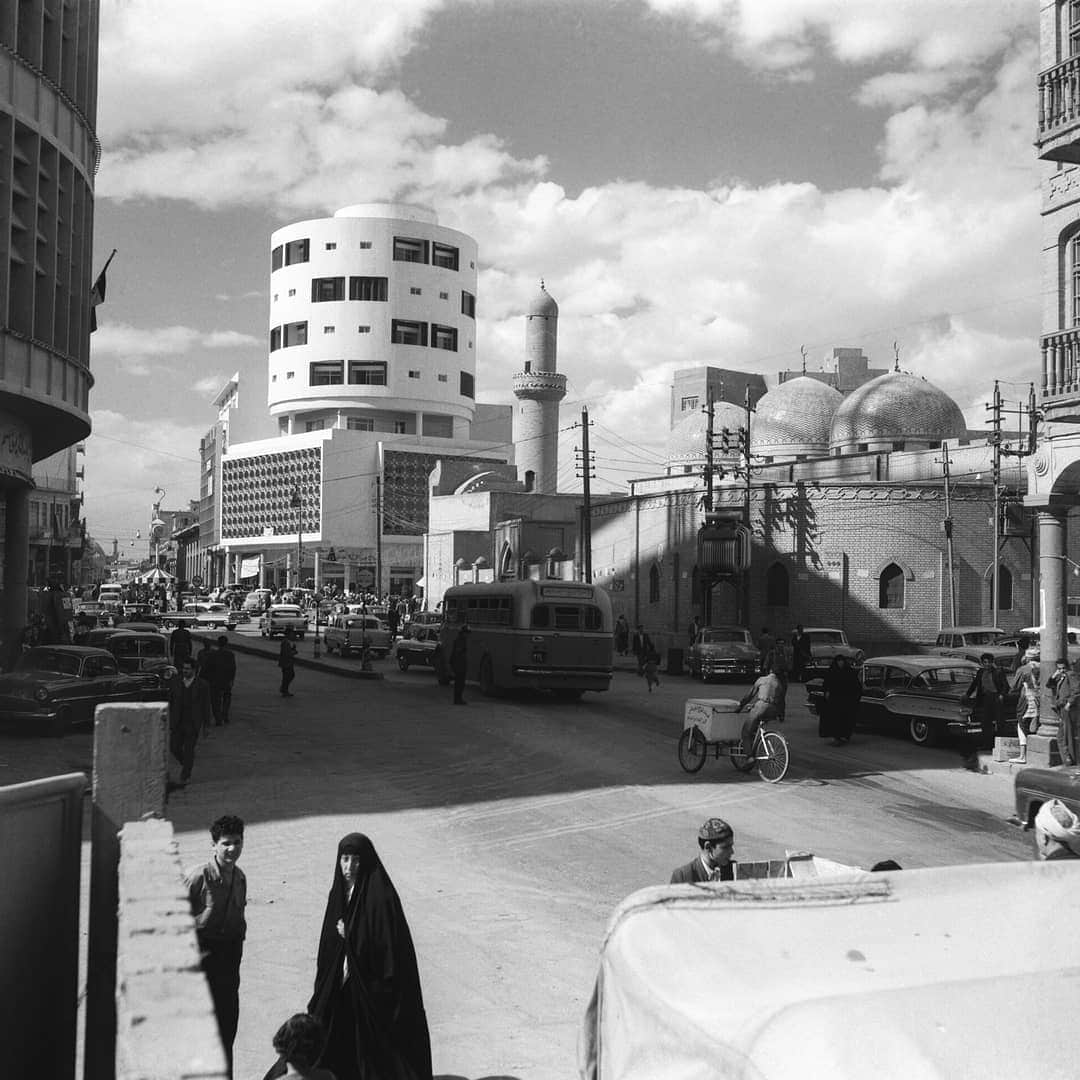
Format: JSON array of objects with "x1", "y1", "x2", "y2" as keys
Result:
[
  {"x1": 169, "y1": 657, "x2": 212, "y2": 785},
  {"x1": 670, "y1": 818, "x2": 735, "y2": 883}
]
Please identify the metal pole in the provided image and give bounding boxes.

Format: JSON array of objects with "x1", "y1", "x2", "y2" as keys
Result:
[
  {"x1": 581, "y1": 406, "x2": 593, "y2": 583},
  {"x1": 703, "y1": 391, "x2": 715, "y2": 513},
  {"x1": 741, "y1": 385, "x2": 752, "y2": 626},
  {"x1": 941, "y1": 447, "x2": 957, "y2": 626},
  {"x1": 375, "y1": 475, "x2": 383, "y2": 602},
  {"x1": 991, "y1": 380, "x2": 1001, "y2": 630},
  {"x1": 296, "y1": 500, "x2": 302, "y2": 591}
]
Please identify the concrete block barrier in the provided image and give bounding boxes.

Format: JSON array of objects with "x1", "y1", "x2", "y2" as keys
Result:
[{"x1": 116, "y1": 818, "x2": 227, "y2": 1080}]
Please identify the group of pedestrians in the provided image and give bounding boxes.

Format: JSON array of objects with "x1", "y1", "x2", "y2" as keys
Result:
[
  {"x1": 185, "y1": 816, "x2": 431, "y2": 1080},
  {"x1": 168, "y1": 630, "x2": 237, "y2": 787}
]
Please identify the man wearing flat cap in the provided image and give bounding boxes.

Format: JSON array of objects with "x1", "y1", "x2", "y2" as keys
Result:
[{"x1": 670, "y1": 818, "x2": 735, "y2": 883}]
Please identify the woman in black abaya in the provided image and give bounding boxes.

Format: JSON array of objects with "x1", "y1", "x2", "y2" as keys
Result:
[
  {"x1": 818, "y1": 654, "x2": 863, "y2": 746},
  {"x1": 308, "y1": 833, "x2": 432, "y2": 1080}
]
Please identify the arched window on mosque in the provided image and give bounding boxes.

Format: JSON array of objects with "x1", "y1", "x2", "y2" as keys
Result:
[
  {"x1": 879, "y1": 563, "x2": 905, "y2": 609},
  {"x1": 649, "y1": 564, "x2": 661, "y2": 604},
  {"x1": 766, "y1": 562, "x2": 789, "y2": 607},
  {"x1": 990, "y1": 565, "x2": 1014, "y2": 612}
]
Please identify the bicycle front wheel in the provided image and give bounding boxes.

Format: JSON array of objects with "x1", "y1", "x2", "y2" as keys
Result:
[{"x1": 756, "y1": 730, "x2": 789, "y2": 784}]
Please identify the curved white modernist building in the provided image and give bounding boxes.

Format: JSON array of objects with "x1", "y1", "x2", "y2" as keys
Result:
[{"x1": 268, "y1": 203, "x2": 478, "y2": 440}]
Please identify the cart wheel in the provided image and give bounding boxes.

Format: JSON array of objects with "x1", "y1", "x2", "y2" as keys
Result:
[
  {"x1": 677, "y1": 727, "x2": 707, "y2": 773},
  {"x1": 756, "y1": 731, "x2": 789, "y2": 784},
  {"x1": 730, "y1": 742, "x2": 756, "y2": 773}
]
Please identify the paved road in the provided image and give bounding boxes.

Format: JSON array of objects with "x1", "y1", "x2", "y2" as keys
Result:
[{"x1": 0, "y1": 653, "x2": 1032, "y2": 1080}]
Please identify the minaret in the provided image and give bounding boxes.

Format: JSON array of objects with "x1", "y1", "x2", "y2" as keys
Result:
[{"x1": 512, "y1": 280, "x2": 566, "y2": 493}]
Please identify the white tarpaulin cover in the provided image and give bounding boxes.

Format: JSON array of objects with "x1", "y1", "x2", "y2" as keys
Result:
[
  {"x1": 582, "y1": 861, "x2": 1080, "y2": 1080},
  {"x1": 137, "y1": 567, "x2": 175, "y2": 583}
]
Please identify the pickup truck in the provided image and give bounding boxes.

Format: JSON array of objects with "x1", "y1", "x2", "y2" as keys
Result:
[{"x1": 926, "y1": 626, "x2": 1019, "y2": 671}]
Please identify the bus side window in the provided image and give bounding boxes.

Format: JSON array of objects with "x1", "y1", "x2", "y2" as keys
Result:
[
  {"x1": 583, "y1": 606, "x2": 603, "y2": 630},
  {"x1": 532, "y1": 605, "x2": 550, "y2": 628}
]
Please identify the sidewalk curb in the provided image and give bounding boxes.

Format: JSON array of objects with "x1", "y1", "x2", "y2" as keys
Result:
[{"x1": 193, "y1": 632, "x2": 384, "y2": 680}]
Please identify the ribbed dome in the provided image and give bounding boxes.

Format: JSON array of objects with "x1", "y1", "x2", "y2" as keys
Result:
[
  {"x1": 829, "y1": 371, "x2": 966, "y2": 454},
  {"x1": 751, "y1": 377, "x2": 842, "y2": 458},
  {"x1": 666, "y1": 402, "x2": 745, "y2": 465},
  {"x1": 529, "y1": 281, "x2": 559, "y2": 317}
]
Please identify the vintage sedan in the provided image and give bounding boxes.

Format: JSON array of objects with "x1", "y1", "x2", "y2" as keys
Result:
[
  {"x1": 74, "y1": 601, "x2": 112, "y2": 631},
  {"x1": 393, "y1": 625, "x2": 441, "y2": 671},
  {"x1": 928, "y1": 626, "x2": 1019, "y2": 670},
  {"x1": 687, "y1": 626, "x2": 759, "y2": 682},
  {"x1": 184, "y1": 602, "x2": 238, "y2": 630},
  {"x1": 806, "y1": 655, "x2": 998, "y2": 747},
  {"x1": 259, "y1": 605, "x2": 308, "y2": 639},
  {"x1": 323, "y1": 614, "x2": 391, "y2": 658},
  {"x1": 1014, "y1": 765, "x2": 1080, "y2": 830},
  {"x1": 105, "y1": 631, "x2": 176, "y2": 692},
  {"x1": 800, "y1": 627, "x2": 865, "y2": 677},
  {"x1": 0, "y1": 645, "x2": 160, "y2": 736}
]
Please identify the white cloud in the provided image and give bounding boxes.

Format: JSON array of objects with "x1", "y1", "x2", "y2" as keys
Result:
[
  {"x1": 90, "y1": 323, "x2": 262, "y2": 367},
  {"x1": 82, "y1": 410, "x2": 204, "y2": 542}
]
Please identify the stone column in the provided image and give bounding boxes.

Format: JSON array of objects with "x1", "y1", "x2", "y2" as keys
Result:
[
  {"x1": 1029, "y1": 501, "x2": 1072, "y2": 766},
  {"x1": 2, "y1": 485, "x2": 30, "y2": 640}
]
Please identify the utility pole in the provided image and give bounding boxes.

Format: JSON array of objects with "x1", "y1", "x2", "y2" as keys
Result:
[
  {"x1": 987, "y1": 381, "x2": 1002, "y2": 629},
  {"x1": 937, "y1": 447, "x2": 957, "y2": 627},
  {"x1": 741, "y1": 384, "x2": 753, "y2": 627},
  {"x1": 375, "y1": 475, "x2": 383, "y2": 600},
  {"x1": 575, "y1": 407, "x2": 595, "y2": 582},
  {"x1": 703, "y1": 391, "x2": 715, "y2": 513}
]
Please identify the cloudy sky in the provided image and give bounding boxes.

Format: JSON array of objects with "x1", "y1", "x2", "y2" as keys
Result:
[{"x1": 84, "y1": 0, "x2": 1039, "y2": 543}]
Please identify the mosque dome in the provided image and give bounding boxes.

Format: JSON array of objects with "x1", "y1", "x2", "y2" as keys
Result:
[
  {"x1": 665, "y1": 401, "x2": 745, "y2": 467},
  {"x1": 829, "y1": 371, "x2": 966, "y2": 454},
  {"x1": 529, "y1": 280, "x2": 559, "y2": 318},
  {"x1": 751, "y1": 377, "x2": 843, "y2": 459}
]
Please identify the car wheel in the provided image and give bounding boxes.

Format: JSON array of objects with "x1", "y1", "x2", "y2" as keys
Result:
[
  {"x1": 908, "y1": 717, "x2": 940, "y2": 747},
  {"x1": 398, "y1": 654, "x2": 410, "y2": 671},
  {"x1": 47, "y1": 706, "x2": 72, "y2": 739}
]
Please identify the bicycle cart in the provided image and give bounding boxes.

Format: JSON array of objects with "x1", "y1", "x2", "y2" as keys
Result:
[{"x1": 677, "y1": 698, "x2": 789, "y2": 783}]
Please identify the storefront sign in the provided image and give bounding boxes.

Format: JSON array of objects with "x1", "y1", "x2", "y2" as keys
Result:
[{"x1": 0, "y1": 413, "x2": 32, "y2": 484}]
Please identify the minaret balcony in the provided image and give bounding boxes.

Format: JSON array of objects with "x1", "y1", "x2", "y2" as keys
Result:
[
  {"x1": 1038, "y1": 57, "x2": 1080, "y2": 162},
  {"x1": 512, "y1": 370, "x2": 567, "y2": 401}
]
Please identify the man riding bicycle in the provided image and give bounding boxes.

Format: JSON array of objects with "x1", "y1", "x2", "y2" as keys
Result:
[{"x1": 736, "y1": 663, "x2": 787, "y2": 762}]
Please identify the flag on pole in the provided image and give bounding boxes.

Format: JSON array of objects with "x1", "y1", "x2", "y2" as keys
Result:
[{"x1": 90, "y1": 249, "x2": 116, "y2": 332}]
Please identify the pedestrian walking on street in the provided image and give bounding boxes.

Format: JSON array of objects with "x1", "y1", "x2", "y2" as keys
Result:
[
  {"x1": 185, "y1": 815, "x2": 247, "y2": 1079},
  {"x1": 262, "y1": 1013, "x2": 336, "y2": 1080},
  {"x1": 1050, "y1": 657, "x2": 1080, "y2": 766},
  {"x1": 209, "y1": 634, "x2": 237, "y2": 726},
  {"x1": 279, "y1": 630, "x2": 297, "y2": 697},
  {"x1": 613, "y1": 613, "x2": 629, "y2": 657},
  {"x1": 169, "y1": 657, "x2": 211, "y2": 785},
  {"x1": 308, "y1": 833, "x2": 432, "y2": 1080},
  {"x1": 643, "y1": 647, "x2": 660, "y2": 692},
  {"x1": 1012, "y1": 665, "x2": 1040, "y2": 765},
  {"x1": 687, "y1": 615, "x2": 701, "y2": 646},
  {"x1": 631, "y1": 624, "x2": 652, "y2": 676},
  {"x1": 449, "y1": 624, "x2": 469, "y2": 705},
  {"x1": 818, "y1": 655, "x2": 862, "y2": 745},
  {"x1": 170, "y1": 621, "x2": 194, "y2": 669},
  {"x1": 790, "y1": 624, "x2": 812, "y2": 682},
  {"x1": 670, "y1": 818, "x2": 735, "y2": 883}
]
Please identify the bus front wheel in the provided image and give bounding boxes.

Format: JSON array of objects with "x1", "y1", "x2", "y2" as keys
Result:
[{"x1": 479, "y1": 656, "x2": 496, "y2": 697}]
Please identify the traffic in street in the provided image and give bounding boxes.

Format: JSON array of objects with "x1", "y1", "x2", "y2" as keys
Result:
[{"x1": 0, "y1": 644, "x2": 1033, "y2": 1079}]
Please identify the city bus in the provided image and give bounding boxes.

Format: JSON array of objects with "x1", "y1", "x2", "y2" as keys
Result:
[{"x1": 437, "y1": 580, "x2": 613, "y2": 698}]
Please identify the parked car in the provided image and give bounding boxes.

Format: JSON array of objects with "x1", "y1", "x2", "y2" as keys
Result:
[
  {"x1": 183, "y1": 602, "x2": 238, "y2": 630},
  {"x1": 259, "y1": 604, "x2": 308, "y2": 639},
  {"x1": 806, "y1": 655, "x2": 1012, "y2": 746},
  {"x1": 394, "y1": 625, "x2": 442, "y2": 671},
  {"x1": 800, "y1": 627, "x2": 865, "y2": 677},
  {"x1": 928, "y1": 626, "x2": 1018, "y2": 670},
  {"x1": 323, "y1": 614, "x2": 392, "y2": 658},
  {"x1": 1014, "y1": 765, "x2": 1080, "y2": 830},
  {"x1": 404, "y1": 611, "x2": 442, "y2": 637},
  {"x1": 687, "y1": 626, "x2": 759, "y2": 682},
  {"x1": 83, "y1": 627, "x2": 126, "y2": 649},
  {"x1": 242, "y1": 589, "x2": 273, "y2": 613},
  {"x1": 120, "y1": 602, "x2": 158, "y2": 624},
  {"x1": 105, "y1": 631, "x2": 176, "y2": 692},
  {"x1": 0, "y1": 645, "x2": 159, "y2": 736}
]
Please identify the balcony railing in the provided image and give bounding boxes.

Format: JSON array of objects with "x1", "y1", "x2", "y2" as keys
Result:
[
  {"x1": 1038, "y1": 56, "x2": 1080, "y2": 157},
  {"x1": 1041, "y1": 328, "x2": 1080, "y2": 399}
]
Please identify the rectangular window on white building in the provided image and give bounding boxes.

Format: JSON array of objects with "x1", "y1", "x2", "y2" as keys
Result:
[
  {"x1": 359, "y1": 241, "x2": 372, "y2": 249},
  {"x1": 437, "y1": 373, "x2": 447, "y2": 382},
  {"x1": 283, "y1": 321, "x2": 308, "y2": 347},
  {"x1": 393, "y1": 236, "x2": 428, "y2": 263},
  {"x1": 439, "y1": 291, "x2": 448, "y2": 300},
  {"x1": 391, "y1": 319, "x2": 427, "y2": 346},
  {"x1": 410, "y1": 287, "x2": 422, "y2": 295},
  {"x1": 347, "y1": 417, "x2": 375, "y2": 431},
  {"x1": 408, "y1": 370, "x2": 421, "y2": 378},
  {"x1": 432, "y1": 242, "x2": 459, "y2": 270},
  {"x1": 271, "y1": 245, "x2": 283, "y2": 271},
  {"x1": 431, "y1": 324, "x2": 457, "y2": 351},
  {"x1": 393, "y1": 420, "x2": 407, "y2": 434},
  {"x1": 312, "y1": 277, "x2": 345, "y2": 302},
  {"x1": 350, "y1": 276, "x2": 388, "y2": 301},
  {"x1": 285, "y1": 238, "x2": 309, "y2": 265},
  {"x1": 305, "y1": 419, "x2": 325, "y2": 432},
  {"x1": 323, "y1": 326, "x2": 335, "y2": 334},
  {"x1": 460, "y1": 371, "x2": 475, "y2": 399},
  {"x1": 270, "y1": 326, "x2": 281, "y2": 351},
  {"x1": 325, "y1": 242, "x2": 337, "y2": 250},
  {"x1": 357, "y1": 325, "x2": 371, "y2": 333},
  {"x1": 349, "y1": 361, "x2": 387, "y2": 385},
  {"x1": 461, "y1": 291, "x2": 476, "y2": 319},
  {"x1": 310, "y1": 361, "x2": 344, "y2": 385}
]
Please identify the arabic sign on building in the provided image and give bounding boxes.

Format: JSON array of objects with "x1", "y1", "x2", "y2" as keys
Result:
[{"x1": 0, "y1": 413, "x2": 32, "y2": 484}]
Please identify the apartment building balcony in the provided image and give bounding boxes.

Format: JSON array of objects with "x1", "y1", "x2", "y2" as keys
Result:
[{"x1": 1038, "y1": 57, "x2": 1080, "y2": 163}]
